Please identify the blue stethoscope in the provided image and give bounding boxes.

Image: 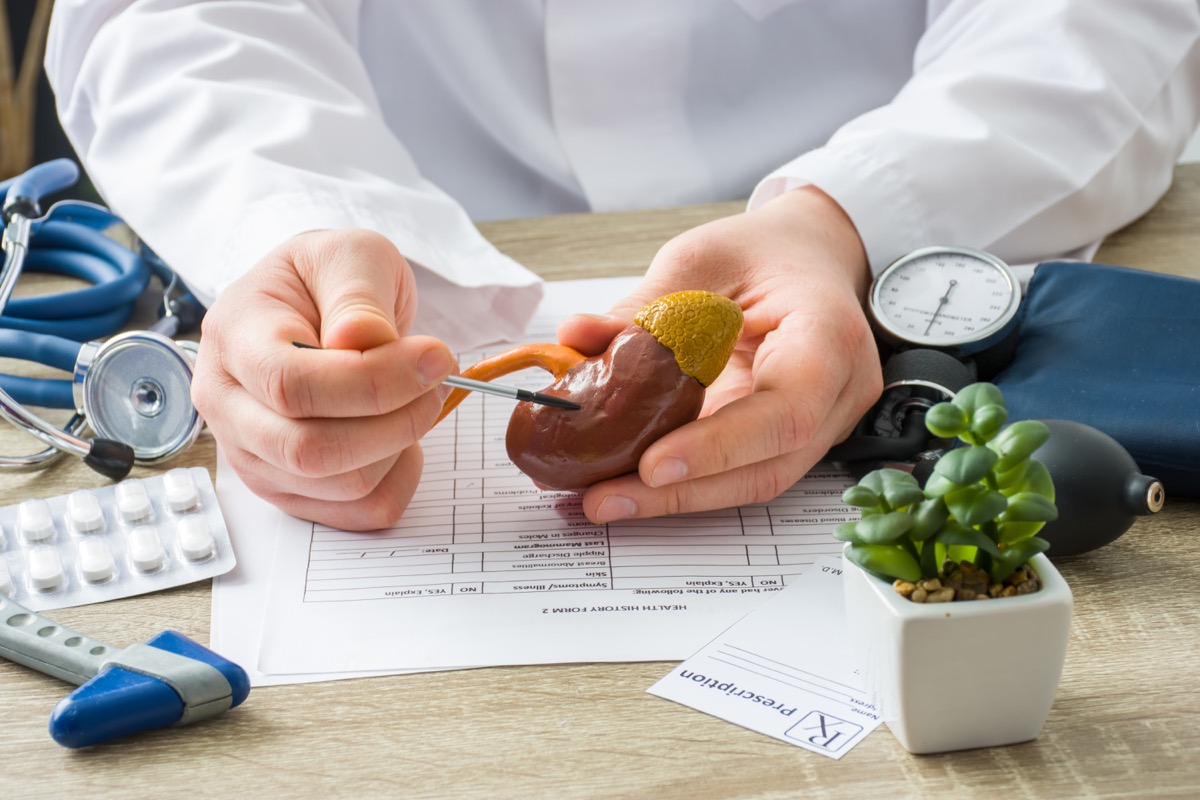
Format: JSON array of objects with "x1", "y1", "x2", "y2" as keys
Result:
[{"x1": 0, "y1": 159, "x2": 204, "y2": 480}]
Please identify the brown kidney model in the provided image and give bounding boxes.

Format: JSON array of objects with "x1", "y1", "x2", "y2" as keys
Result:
[{"x1": 437, "y1": 291, "x2": 744, "y2": 491}]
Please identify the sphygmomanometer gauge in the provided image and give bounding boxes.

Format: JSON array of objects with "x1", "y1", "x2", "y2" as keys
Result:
[{"x1": 868, "y1": 246, "x2": 1022, "y2": 357}]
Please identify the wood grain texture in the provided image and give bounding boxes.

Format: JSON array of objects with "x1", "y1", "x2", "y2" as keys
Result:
[{"x1": 1, "y1": 165, "x2": 1198, "y2": 798}]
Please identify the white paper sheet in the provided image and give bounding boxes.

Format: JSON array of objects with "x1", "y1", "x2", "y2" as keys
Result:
[
  {"x1": 211, "y1": 453, "x2": 398, "y2": 685},
  {"x1": 213, "y1": 278, "x2": 854, "y2": 683},
  {"x1": 648, "y1": 556, "x2": 882, "y2": 759}
]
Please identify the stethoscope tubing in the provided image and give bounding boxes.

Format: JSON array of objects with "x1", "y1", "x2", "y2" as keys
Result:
[
  {"x1": 1, "y1": 219, "x2": 150, "y2": 340},
  {"x1": 0, "y1": 160, "x2": 145, "y2": 478},
  {"x1": 0, "y1": 328, "x2": 80, "y2": 409}
]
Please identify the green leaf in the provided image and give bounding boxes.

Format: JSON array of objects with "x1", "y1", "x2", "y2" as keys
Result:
[
  {"x1": 996, "y1": 520, "x2": 1047, "y2": 545},
  {"x1": 844, "y1": 543, "x2": 922, "y2": 583},
  {"x1": 879, "y1": 471, "x2": 924, "y2": 510},
  {"x1": 922, "y1": 471, "x2": 958, "y2": 498},
  {"x1": 933, "y1": 445, "x2": 999, "y2": 487},
  {"x1": 908, "y1": 498, "x2": 949, "y2": 542},
  {"x1": 856, "y1": 470, "x2": 893, "y2": 495},
  {"x1": 919, "y1": 538, "x2": 942, "y2": 578},
  {"x1": 989, "y1": 420, "x2": 1051, "y2": 472},
  {"x1": 925, "y1": 402, "x2": 968, "y2": 439},
  {"x1": 842, "y1": 485, "x2": 880, "y2": 509},
  {"x1": 994, "y1": 459, "x2": 1030, "y2": 492},
  {"x1": 833, "y1": 521, "x2": 862, "y2": 543},
  {"x1": 854, "y1": 511, "x2": 914, "y2": 544},
  {"x1": 946, "y1": 543, "x2": 977, "y2": 566},
  {"x1": 1012, "y1": 459, "x2": 1056, "y2": 500},
  {"x1": 970, "y1": 403, "x2": 1008, "y2": 442},
  {"x1": 935, "y1": 520, "x2": 1002, "y2": 558},
  {"x1": 989, "y1": 538, "x2": 1051, "y2": 583},
  {"x1": 1001, "y1": 492, "x2": 1059, "y2": 523},
  {"x1": 952, "y1": 382, "x2": 1005, "y2": 418},
  {"x1": 944, "y1": 485, "x2": 1008, "y2": 527},
  {"x1": 845, "y1": 468, "x2": 922, "y2": 512}
]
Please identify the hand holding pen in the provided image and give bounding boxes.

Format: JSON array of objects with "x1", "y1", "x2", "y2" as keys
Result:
[
  {"x1": 191, "y1": 229, "x2": 474, "y2": 531},
  {"x1": 294, "y1": 341, "x2": 580, "y2": 410}
]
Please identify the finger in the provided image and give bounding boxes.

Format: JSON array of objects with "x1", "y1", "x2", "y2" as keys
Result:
[
  {"x1": 633, "y1": 335, "x2": 862, "y2": 490},
  {"x1": 199, "y1": 330, "x2": 453, "y2": 421},
  {"x1": 556, "y1": 268, "x2": 714, "y2": 354},
  {"x1": 198, "y1": 369, "x2": 445, "y2": 477},
  {"x1": 227, "y1": 231, "x2": 454, "y2": 417},
  {"x1": 555, "y1": 313, "x2": 628, "y2": 356},
  {"x1": 582, "y1": 446, "x2": 818, "y2": 524},
  {"x1": 238, "y1": 445, "x2": 427, "y2": 532},
  {"x1": 222, "y1": 441, "x2": 396, "y2": 504},
  {"x1": 638, "y1": 391, "x2": 819, "y2": 489},
  {"x1": 292, "y1": 228, "x2": 420, "y2": 345},
  {"x1": 275, "y1": 336, "x2": 455, "y2": 418},
  {"x1": 645, "y1": 278, "x2": 880, "y2": 485}
]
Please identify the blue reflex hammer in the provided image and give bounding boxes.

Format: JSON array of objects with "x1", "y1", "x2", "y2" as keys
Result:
[{"x1": 0, "y1": 594, "x2": 250, "y2": 748}]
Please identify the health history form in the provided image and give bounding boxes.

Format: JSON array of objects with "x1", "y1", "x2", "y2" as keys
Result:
[{"x1": 251, "y1": 278, "x2": 854, "y2": 676}]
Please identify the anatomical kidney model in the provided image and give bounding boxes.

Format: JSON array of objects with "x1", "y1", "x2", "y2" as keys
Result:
[{"x1": 437, "y1": 290, "x2": 744, "y2": 490}]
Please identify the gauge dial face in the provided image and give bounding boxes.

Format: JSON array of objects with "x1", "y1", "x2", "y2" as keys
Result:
[{"x1": 869, "y1": 247, "x2": 1021, "y2": 349}]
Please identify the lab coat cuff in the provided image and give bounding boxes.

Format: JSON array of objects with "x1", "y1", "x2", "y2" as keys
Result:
[{"x1": 747, "y1": 144, "x2": 932, "y2": 276}]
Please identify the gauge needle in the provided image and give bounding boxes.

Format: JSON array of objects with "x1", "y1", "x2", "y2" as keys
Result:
[{"x1": 923, "y1": 279, "x2": 957, "y2": 336}]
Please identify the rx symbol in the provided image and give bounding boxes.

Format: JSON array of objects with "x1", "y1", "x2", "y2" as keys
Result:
[{"x1": 786, "y1": 711, "x2": 863, "y2": 753}]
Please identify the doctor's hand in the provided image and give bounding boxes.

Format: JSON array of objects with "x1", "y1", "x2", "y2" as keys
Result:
[
  {"x1": 191, "y1": 229, "x2": 455, "y2": 531},
  {"x1": 557, "y1": 186, "x2": 882, "y2": 524}
]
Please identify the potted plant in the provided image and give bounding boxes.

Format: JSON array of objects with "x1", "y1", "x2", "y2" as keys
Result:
[{"x1": 836, "y1": 382, "x2": 1073, "y2": 754}]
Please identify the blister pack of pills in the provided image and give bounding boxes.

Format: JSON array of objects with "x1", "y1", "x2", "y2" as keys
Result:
[{"x1": 0, "y1": 467, "x2": 236, "y2": 611}]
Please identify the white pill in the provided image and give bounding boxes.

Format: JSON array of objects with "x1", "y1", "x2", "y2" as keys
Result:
[
  {"x1": 0, "y1": 566, "x2": 11, "y2": 596},
  {"x1": 67, "y1": 490, "x2": 105, "y2": 533},
  {"x1": 162, "y1": 469, "x2": 199, "y2": 512},
  {"x1": 77, "y1": 538, "x2": 116, "y2": 583},
  {"x1": 177, "y1": 516, "x2": 215, "y2": 561},
  {"x1": 128, "y1": 526, "x2": 165, "y2": 573},
  {"x1": 18, "y1": 499, "x2": 55, "y2": 542},
  {"x1": 27, "y1": 549, "x2": 64, "y2": 591},
  {"x1": 116, "y1": 480, "x2": 153, "y2": 522}
]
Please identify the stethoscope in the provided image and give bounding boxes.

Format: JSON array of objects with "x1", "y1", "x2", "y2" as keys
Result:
[{"x1": 0, "y1": 159, "x2": 204, "y2": 480}]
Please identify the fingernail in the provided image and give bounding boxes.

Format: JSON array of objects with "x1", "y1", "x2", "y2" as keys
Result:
[
  {"x1": 595, "y1": 495, "x2": 637, "y2": 523},
  {"x1": 649, "y1": 457, "x2": 688, "y2": 487},
  {"x1": 417, "y1": 349, "x2": 453, "y2": 387}
]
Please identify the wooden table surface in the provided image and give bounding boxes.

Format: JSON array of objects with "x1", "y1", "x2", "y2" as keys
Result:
[{"x1": 1, "y1": 165, "x2": 1198, "y2": 799}]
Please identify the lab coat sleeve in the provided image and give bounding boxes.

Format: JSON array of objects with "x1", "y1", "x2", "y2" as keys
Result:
[
  {"x1": 44, "y1": 0, "x2": 542, "y2": 352},
  {"x1": 748, "y1": 0, "x2": 1200, "y2": 274}
]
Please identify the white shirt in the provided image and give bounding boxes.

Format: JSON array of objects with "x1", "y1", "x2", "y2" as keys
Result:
[{"x1": 45, "y1": 0, "x2": 1200, "y2": 350}]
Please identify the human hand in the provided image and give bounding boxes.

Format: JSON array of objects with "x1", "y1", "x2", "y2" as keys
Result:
[
  {"x1": 191, "y1": 229, "x2": 455, "y2": 530},
  {"x1": 557, "y1": 186, "x2": 882, "y2": 523}
]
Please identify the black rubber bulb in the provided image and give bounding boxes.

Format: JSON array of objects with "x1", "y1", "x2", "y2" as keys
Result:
[{"x1": 1033, "y1": 419, "x2": 1164, "y2": 557}]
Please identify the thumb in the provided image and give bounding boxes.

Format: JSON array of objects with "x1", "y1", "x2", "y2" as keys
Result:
[
  {"x1": 557, "y1": 282, "x2": 674, "y2": 356},
  {"x1": 322, "y1": 305, "x2": 399, "y2": 352},
  {"x1": 297, "y1": 231, "x2": 415, "y2": 352}
]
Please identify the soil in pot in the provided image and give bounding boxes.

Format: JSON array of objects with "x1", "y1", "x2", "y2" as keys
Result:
[{"x1": 891, "y1": 560, "x2": 1042, "y2": 603}]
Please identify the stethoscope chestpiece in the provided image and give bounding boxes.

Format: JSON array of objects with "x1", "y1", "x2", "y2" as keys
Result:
[{"x1": 72, "y1": 331, "x2": 203, "y2": 465}]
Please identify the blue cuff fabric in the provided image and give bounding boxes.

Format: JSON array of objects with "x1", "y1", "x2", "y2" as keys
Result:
[{"x1": 994, "y1": 260, "x2": 1200, "y2": 497}]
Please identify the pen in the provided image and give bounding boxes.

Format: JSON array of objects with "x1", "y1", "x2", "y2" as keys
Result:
[{"x1": 291, "y1": 341, "x2": 581, "y2": 410}]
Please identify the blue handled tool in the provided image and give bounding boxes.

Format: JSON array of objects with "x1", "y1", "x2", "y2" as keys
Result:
[{"x1": 0, "y1": 593, "x2": 249, "y2": 748}]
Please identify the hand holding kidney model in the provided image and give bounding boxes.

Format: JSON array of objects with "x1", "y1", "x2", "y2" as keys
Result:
[{"x1": 438, "y1": 291, "x2": 744, "y2": 490}]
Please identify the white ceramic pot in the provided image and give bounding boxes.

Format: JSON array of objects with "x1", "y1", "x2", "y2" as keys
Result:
[{"x1": 842, "y1": 548, "x2": 1073, "y2": 754}]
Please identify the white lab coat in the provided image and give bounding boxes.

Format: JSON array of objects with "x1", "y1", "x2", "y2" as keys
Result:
[{"x1": 45, "y1": 0, "x2": 1200, "y2": 351}]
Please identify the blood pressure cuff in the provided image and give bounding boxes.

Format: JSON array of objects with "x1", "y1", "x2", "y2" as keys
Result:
[{"x1": 992, "y1": 260, "x2": 1199, "y2": 497}]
